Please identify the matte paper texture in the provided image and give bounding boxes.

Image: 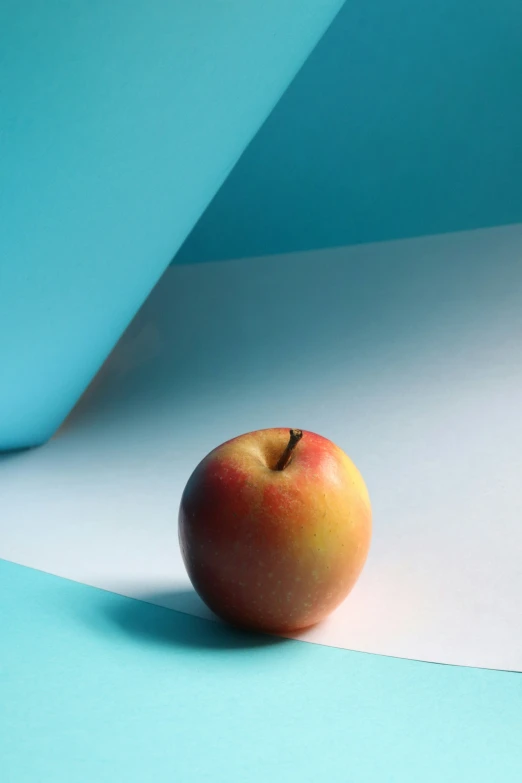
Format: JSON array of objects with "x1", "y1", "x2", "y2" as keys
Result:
[{"x1": 1, "y1": 225, "x2": 521, "y2": 670}]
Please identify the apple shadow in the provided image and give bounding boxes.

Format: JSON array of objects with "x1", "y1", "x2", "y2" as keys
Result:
[{"x1": 98, "y1": 587, "x2": 293, "y2": 652}]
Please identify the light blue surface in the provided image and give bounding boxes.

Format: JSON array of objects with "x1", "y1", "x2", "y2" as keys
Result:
[
  {"x1": 177, "y1": 0, "x2": 522, "y2": 263},
  {"x1": 2, "y1": 558, "x2": 522, "y2": 782},
  {"x1": 0, "y1": 0, "x2": 344, "y2": 451}
]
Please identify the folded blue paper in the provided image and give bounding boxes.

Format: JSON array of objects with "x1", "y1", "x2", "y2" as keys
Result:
[
  {"x1": 178, "y1": 0, "x2": 522, "y2": 263},
  {"x1": 0, "y1": 0, "x2": 344, "y2": 450}
]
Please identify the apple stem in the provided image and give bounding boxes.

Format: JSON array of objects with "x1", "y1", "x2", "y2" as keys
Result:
[{"x1": 275, "y1": 429, "x2": 303, "y2": 471}]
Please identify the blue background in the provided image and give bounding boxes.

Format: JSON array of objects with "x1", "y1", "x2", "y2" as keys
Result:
[
  {"x1": 177, "y1": 0, "x2": 522, "y2": 263},
  {"x1": 0, "y1": 0, "x2": 343, "y2": 450},
  {"x1": 2, "y1": 558, "x2": 522, "y2": 782}
]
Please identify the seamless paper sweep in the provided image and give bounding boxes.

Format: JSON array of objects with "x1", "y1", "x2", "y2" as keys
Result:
[{"x1": 1, "y1": 225, "x2": 522, "y2": 671}]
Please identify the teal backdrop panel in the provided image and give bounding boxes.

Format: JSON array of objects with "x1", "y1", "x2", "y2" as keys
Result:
[
  {"x1": 0, "y1": 0, "x2": 344, "y2": 451},
  {"x1": 177, "y1": 0, "x2": 522, "y2": 263},
  {"x1": 2, "y1": 559, "x2": 522, "y2": 782}
]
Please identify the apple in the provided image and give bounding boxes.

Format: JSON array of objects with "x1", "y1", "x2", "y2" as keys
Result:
[{"x1": 178, "y1": 428, "x2": 372, "y2": 633}]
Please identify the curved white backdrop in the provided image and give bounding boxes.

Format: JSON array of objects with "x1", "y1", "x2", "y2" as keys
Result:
[{"x1": 1, "y1": 224, "x2": 521, "y2": 671}]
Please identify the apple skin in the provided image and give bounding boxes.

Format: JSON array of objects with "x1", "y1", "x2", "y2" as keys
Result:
[{"x1": 178, "y1": 428, "x2": 372, "y2": 633}]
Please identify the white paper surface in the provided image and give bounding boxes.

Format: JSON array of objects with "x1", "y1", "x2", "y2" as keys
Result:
[{"x1": 2, "y1": 224, "x2": 522, "y2": 671}]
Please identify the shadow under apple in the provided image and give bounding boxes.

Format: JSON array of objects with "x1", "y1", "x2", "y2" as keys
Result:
[{"x1": 99, "y1": 587, "x2": 293, "y2": 652}]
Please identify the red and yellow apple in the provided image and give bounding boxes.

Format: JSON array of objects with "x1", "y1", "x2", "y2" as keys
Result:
[{"x1": 178, "y1": 427, "x2": 372, "y2": 633}]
